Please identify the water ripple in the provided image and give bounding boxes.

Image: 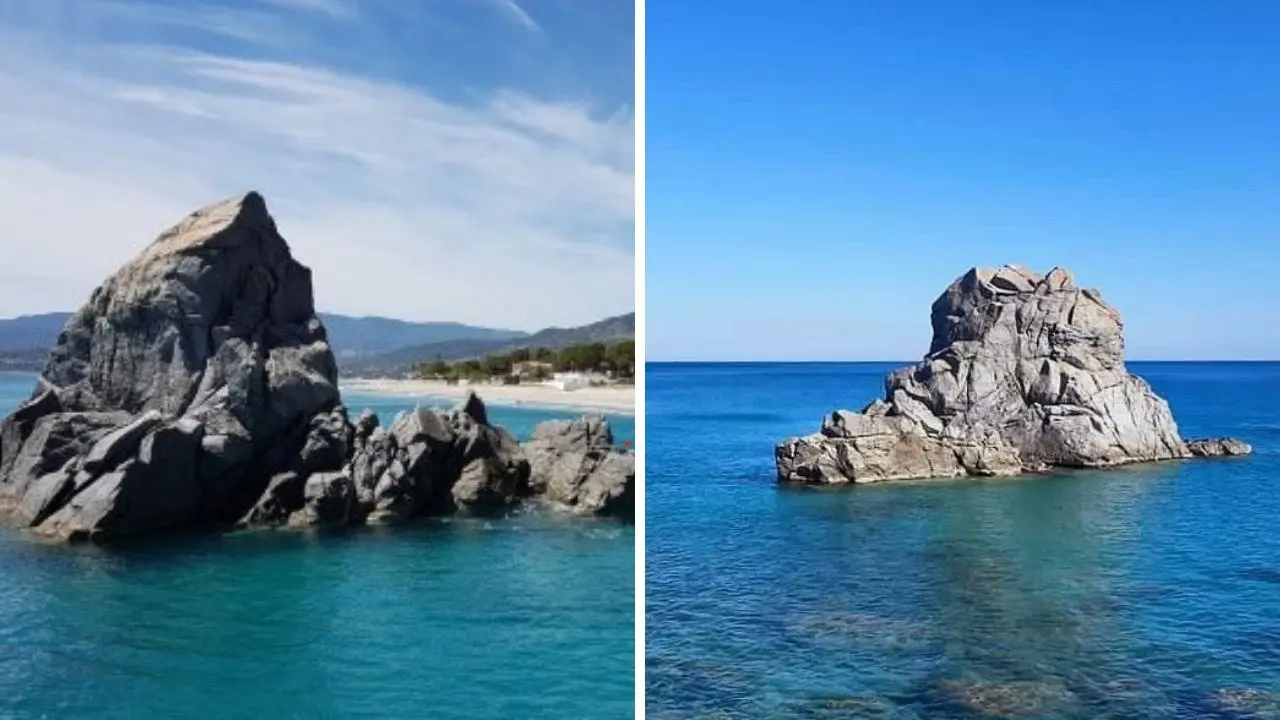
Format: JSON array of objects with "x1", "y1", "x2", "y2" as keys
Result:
[
  {"x1": 0, "y1": 376, "x2": 634, "y2": 720},
  {"x1": 647, "y1": 362, "x2": 1280, "y2": 719}
]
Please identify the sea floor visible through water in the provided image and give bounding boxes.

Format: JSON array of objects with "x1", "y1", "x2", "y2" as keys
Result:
[
  {"x1": 646, "y1": 361, "x2": 1280, "y2": 720},
  {"x1": 0, "y1": 372, "x2": 635, "y2": 720}
]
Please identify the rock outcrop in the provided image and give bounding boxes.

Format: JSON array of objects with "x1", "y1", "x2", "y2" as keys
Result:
[
  {"x1": 0, "y1": 192, "x2": 349, "y2": 540},
  {"x1": 310, "y1": 392, "x2": 531, "y2": 526},
  {"x1": 776, "y1": 265, "x2": 1251, "y2": 485},
  {"x1": 525, "y1": 415, "x2": 635, "y2": 519},
  {"x1": 0, "y1": 192, "x2": 634, "y2": 541}
]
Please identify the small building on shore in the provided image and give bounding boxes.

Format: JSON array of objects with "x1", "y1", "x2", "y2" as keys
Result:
[
  {"x1": 547, "y1": 372, "x2": 590, "y2": 391},
  {"x1": 512, "y1": 361, "x2": 554, "y2": 379}
]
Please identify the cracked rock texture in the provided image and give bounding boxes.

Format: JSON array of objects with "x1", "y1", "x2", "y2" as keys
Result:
[
  {"x1": 0, "y1": 192, "x2": 346, "y2": 540},
  {"x1": 0, "y1": 193, "x2": 634, "y2": 541},
  {"x1": 524, "y1": 415, "x2": 634, "y2": 520},
  {"x1": 776, "y1": 265, "x2": 1252, "y2": 485}
]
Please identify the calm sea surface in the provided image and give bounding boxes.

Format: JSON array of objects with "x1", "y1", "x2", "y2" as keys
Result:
[
  {"x1": 646, "y1": 361, "x2": 1280, "y2": 719},
  {"x1": 0, "y1": 372, "x2": 635, "y2": 720}
]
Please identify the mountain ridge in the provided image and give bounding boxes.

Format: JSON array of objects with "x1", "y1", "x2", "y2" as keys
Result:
[
  {"x1": 0, "y1": 312, "x2": 526, "y2": 353},
  {"x1": 342, "y1": 312, "x2": 637, "y2": 377},
  {"x1": 0, "y1": 311, "x2": 633, "y2": 376}
]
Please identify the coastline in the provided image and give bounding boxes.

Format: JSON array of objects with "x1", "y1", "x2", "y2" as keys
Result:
[{"x1": 340, "y1": 378, "x2": 636, "y2": 414}]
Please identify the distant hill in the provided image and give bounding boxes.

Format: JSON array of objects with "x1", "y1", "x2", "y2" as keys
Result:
[
  {"x1": 0, "y1": 311, "x2": 529, "y2": 371},
  {"x1": 344, "y1": 312, "x2": 637, "y2": 377},
  {"x1": 317, "y1": 314, "x2": 526, "y2": 359},
  {"x1": 0, "y1": 312, "x2": 73, "y2": 352}
]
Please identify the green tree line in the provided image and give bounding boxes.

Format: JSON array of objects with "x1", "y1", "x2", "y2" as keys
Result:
[{"x1": 413, "y1": 340, "x2": 635, "y2": 383}]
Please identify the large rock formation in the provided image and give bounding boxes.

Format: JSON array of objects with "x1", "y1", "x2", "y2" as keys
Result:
[
  {"x1": 0, "y1": 192, "x2": 633, "y2": 541},
  {"x1": 0, "y1": 192, "x2": 350, "y2": 540},
  {"x1": 776, "y1": 265, "x2": 1251, "y2": 485}
]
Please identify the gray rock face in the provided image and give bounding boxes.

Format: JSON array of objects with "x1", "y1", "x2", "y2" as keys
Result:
[
  {"x1": 344, "y1": 407, "x2": 459, "y2": 524},
  {"x1": 251, "y1": 397, "x2": 532, "y2": 527},
  {"x1": 291, "y1": 470, "x2": 355, "y2": 527},
  {"x1": 776, "y1": 265, "x2": 1251, "y2": 485},
  {"x1": 0, "y1": 192, "x2": 347, "y2": 540},
  {"x1": 449, "y1": 412, "x2": 529, "y2": 512},
  {"x1": 0, "y1": 192, "x2": 624, "y2": 541},
  {"x1": 456, "y1": 390, "x2": 489, "y2": 426},
  {"x1": 525, "y1": 415, "x2": 634, "y2": 519}
]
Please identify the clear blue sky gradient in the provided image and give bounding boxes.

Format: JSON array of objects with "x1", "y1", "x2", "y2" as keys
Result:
[{"x1": 647, "y1": 1, "x2": 1279, "y2": 361}]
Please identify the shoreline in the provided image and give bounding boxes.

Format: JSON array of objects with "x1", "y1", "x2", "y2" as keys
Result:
[{"x1": 340, "y1": 378, "x2": 635, "y2": 415}]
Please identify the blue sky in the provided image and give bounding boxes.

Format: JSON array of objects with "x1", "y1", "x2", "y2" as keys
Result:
[
  {"x1": 0, "y1": 0, "x2": 633, "y2": 330},
  {"x1": 647, "y1": 1, "x2": 1279, "y2": 361}
]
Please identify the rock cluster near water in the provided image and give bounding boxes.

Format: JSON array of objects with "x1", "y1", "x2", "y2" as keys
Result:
[
  {"x1": 776, "y1": 265, "x2": 1251, "y2": 485},
  {"x1": 241, "y1": 395, "x2": 633, "y2": 529},
  {"x1": 0, "y1": 193, "x2": 632, "y2": 542},
  {"x1": 525, "y1": 415, "x2": 635, "y2": 520}
]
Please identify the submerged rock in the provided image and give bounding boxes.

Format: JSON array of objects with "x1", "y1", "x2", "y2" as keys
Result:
[
  {"x1": 940, "y1": 678, "x2": 1075, "y2": 718},
  {"x1": 1213, "y1": 687, "x2": 1280, "y2": 717},
  {"x1": 524, "y1": 415, "x2": 634, "y2": 519},
  {"x1": 776, "y1": 265, "x2": 1251, "y2": 485}
]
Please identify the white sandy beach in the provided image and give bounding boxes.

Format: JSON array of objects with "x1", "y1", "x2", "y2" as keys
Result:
[{"x1": 341, "y1": 378, "x2": 635, "y2": 414}]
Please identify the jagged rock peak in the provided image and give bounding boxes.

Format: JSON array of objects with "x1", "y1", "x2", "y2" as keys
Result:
[
  {"x1": 145, "y1": 191, "x2": 278, "y2": 259},
  {"x1": 775, "y1": 265, "x2": 1252, "y2": 486},
  {"x1": 0, "y1": 192, "x2": 342, "y2": 541}
]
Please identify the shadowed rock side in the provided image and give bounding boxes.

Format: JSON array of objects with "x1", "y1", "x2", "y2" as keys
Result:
[
  {"x1": 0, "y1": 192, "x2": 348, "y2": 541},
  {"x1": 242, "y1": 391, "x2": 534, "y2": 528},
  {"x1": 249, "y1": 406, "x2": 636, "y2": 528},
  {"x1": 0, "y1": 193, "x2": 633, "y2": 542},
  {"x1": 776, "y1": 265, "x2": 1252, "y2": 485}
]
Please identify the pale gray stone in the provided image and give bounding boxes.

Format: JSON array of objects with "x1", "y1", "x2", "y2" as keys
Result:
[{"x1": 777, "y1": 265, "x2": 1250, "y2": 485}]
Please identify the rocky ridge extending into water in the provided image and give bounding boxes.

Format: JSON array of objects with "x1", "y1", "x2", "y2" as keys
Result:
[
  {"x1": 776, "y1": 264, "x2": 1251, "y2": 485},
  {"x1": 0, "y1": 193, "x2": 632, "y2": 542}
]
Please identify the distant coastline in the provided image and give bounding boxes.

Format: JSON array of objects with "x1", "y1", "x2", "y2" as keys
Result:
[{"x1": 341, "y1": 377, "x2": 635, "y2": 414}]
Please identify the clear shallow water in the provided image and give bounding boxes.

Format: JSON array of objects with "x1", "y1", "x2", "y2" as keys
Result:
[
  {"x1": 0, "y1": 372, "x2": 634, "y2": 720},
  {"x1": 646, "y1": 362, "x2": 1280, "y2": 719},
  {"x1": 341, "y1": 388, "x2": 635, "y2": 449}
]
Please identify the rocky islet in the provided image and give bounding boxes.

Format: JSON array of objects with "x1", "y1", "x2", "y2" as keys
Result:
[
  {"x1": 776, "y1": 264, "x2": 1251, "y2": 485},
  {"x1": 0, "y1": 192, "x2": 633, "y2": 542}
]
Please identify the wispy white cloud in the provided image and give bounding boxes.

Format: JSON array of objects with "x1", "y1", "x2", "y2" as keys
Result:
[
  {"x1": 0, "y1": 0, "x2": 633, "y2": 330},
  {"x1": 257, "y1": 0, "x2": 355, "y2": 21},
  {"x1": 492, "y1": 0, "x2": 541, "y2": 32}
]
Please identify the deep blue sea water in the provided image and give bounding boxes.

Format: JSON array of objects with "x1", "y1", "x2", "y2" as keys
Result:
[
  {"x1": 646, "y1": 362, "x2": 1280, "y2": 719},
  {"x1": 0, "y1": 372, "x2": 634, "y2": 720}
]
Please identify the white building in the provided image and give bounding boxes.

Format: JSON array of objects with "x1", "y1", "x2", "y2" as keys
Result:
[{"x1": 547, "y1": 372, "x2": 590, "y2": 391}]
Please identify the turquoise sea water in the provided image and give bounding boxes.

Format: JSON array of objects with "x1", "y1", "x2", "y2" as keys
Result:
[
  {"x1": 647, "y1": 362, "x2": 1280, "y2": 719},
  {"x1": 0, "y1": 372, "x2": 635, "y2": 720}
]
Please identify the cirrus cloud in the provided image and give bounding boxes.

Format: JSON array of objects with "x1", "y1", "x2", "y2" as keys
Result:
[{"x1": 0, "y1": 0, "x2": 634, "y2": 331}]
